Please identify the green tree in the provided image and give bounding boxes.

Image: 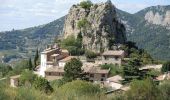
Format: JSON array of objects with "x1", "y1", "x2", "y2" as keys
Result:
[
  {"x1": 33, "y1": 76, "x2": 53, "y2": 94},
  {"x1": 61, "y1": 35, "x2": 84, "y2": 56},
  {"x1": 64, "y1": 58, "x2": 83, "y2": 80},
  {"x1": 161, "y1": 61, "x2": 170, "y2": 73},
  {"x1": 76, "y1": 32, "x2": 83, "y2": 48},
  {"x1": 79, "y1": 0, "x2": 93, "y2": 9},
  {"x1": 19, "y1": 70, "x2": 36, "y2": 87},
  {"x1": 120, "y1": 41, "x2": 154, "y2": 65},
  {"x1": 0, "y1": 63, "x2": 12, "y2": 78},
  {"x1": 125, "y1": 78, "x2": 159, "y2": 100},
  {"x1": 122, "y1": 59, "x2": 141, "y2": 82},
  {"x1": 34, "y1": 49, "x2": 39, "y2": 68},
  {"x1": 12, "y1": 60, "x2": 31, "y2": 75},
  {"x1": 28, "y1": 58, "x2": 33, "y2": 70}
]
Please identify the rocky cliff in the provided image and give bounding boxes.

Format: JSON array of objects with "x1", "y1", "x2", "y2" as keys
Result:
[
  {"x1": 136, "y1": 5, "x2": 170, "y2": 28},
  {"x1": 63, "y1": 1, "x2": 126, "y2": 53}
]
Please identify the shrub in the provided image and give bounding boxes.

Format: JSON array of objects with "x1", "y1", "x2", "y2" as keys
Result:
[
  {"x1": 125, "y1": 78, "x2": 159, "y2": 100},
  {"x1": 19, "y1": 70, "x2": 36, "y2": 86},
  {"x1": 85, "y1": 50, "x2": 97, "y2": 59},
  {"x1": 15, "y1": 87, "x2": 48, "y2": 100},
  {"x1": 158, "y1": 80, "x2": 170, "y2": 100},
  {"x1": 53, "y1": 80, "x2": 103, "y2": 100},
  {"x1": 80, "y1": 0, "x2": 92, "y2": 9},
  {"x1": 60, "y1": 35, "x2": 84, "y2": 56},
  {"x1": 0, "y1": 63, "x2": 12, "y2": 78},
  {"x1": 161, "y1": 61, "x2": 170, "y2": 73},
  {"x1": 77, "y1": 18, "x2": 90, "y2": 29},
  {"x1": 33, "y1": 76, "x2": 53, "y2": 94}
]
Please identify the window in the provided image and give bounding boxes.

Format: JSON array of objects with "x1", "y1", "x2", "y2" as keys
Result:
[
  {"x1": 90, "y1": 74, "x2": 94, "y2": 77},
  {"x1": 101, "y1": 74, "x2": 105, "y2": 77},
  {"x1": 115, "y1": 56, "x2": 119, "y2": 61},
  {"x1": 90, "y1": 80, "x2": 93, "y2": 82},
  {"x1": 48, "y1": 72, "x2": 52, "y2": 76}
]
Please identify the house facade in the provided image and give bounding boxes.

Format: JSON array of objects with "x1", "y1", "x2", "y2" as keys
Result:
[
  {"x1": 101, "y1": 50, "x2": 125, "y2": 66},
  {"x1": 39, "y1": 44, "x2": 69, "y2": 77}
]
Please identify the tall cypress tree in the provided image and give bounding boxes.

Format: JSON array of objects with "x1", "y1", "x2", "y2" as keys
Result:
[
  {"x1": 28, "y1": 58, "x2": 33, "y2": 70},
  {"x1": 34, "y1": 49, "x2": 39, "y2": 67}
]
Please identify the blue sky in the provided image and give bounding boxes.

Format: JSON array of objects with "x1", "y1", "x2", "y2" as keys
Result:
[{"x1": 0, "y1": 0, "x2": 170, "y2": 31}]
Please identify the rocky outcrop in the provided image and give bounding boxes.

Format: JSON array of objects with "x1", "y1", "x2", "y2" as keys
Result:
[
  {"x1": 63, "y1": 1, "x2": 126, "y2": 53},
  {"x1": 144, "y1": 9, "x2": 170, "y2": 27}
]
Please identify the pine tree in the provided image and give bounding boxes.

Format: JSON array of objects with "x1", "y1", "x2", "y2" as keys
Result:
[{"x1": 28, "y1": 58, "x2": 33, "y2": 70}]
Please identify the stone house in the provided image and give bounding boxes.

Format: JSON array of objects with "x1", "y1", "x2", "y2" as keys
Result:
[
  {"x1": 39, "y1": 44, "x2": 69, "y2": 77},
  {"x1": 101, "y1": 50, "x2": 125, "y2": 66}
]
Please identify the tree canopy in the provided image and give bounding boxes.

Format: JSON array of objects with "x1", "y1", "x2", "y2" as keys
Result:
[
  {"x1": 61, "y1": 35, "x2": 84, "y2": 56},
  {"x1": 161, "y1": 61, "x2": 170, "y2": 73},
  {"x1": 64, "y1": 58, "x2": 83, "y2": 80},
  {"x1": 79, "y1": 0, "x2": 93, "y2": 9}
]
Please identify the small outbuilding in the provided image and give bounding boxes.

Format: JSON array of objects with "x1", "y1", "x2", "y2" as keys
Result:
[{"x1": 10, "y1": 75, "x2": 20, "y2": 87}]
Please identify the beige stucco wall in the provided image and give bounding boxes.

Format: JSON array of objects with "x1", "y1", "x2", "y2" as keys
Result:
[
  {"x1": 89, "y1": 73, "x2": 108, "y2": 82},
  {"x1": 10, "y1": 78, "x2": 19, "y2": 87}
]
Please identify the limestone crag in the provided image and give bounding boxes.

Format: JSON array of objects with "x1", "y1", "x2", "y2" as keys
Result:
[
  {"x1": 144, "y1": 6, "x2": 170, "y2": 28},
  {"x1": 63, "y1": 1, "x2": 126, "y2": 53}
]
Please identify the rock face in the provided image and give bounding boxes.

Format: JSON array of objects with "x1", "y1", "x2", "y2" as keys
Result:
[
  {"x1": 63, "y1": 1, "x2": 126, "y2": 53},
  {"x1": 143, "y1": 6, "x2": 170, "y2": 27},
  {"x1": 145, "y1": 11, "x2": 170, "y2": 26}
]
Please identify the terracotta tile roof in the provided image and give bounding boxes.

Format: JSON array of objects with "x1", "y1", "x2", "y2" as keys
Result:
[
  {"x1": 59, "y1": 56, "x2": 75, "y2": 62},
  {"x1": 102, "y1": 50, "x2": 124, "y2": 56},
  {"x1": 41, "y1": 48, "x2": 59, "y2": 54},
  {"x1": 51, "y1": 54, "x2": 60, "y2": 57},
  {"x1": 45, "y1": 67, "x2": 64, "y2": 73},
  {"x1": 45, "y1": 76, "x2": 63, "y2": 81},
  {"x1": 107, "y1": 75, "x2": 124, "y2": 83},
  {"x1": 61, "y1": 49, "x2": 69, "y2": 53},
  {"x1": 83, "y1": 63, "x2": 109, "y2": 74},
  {"x1": 88, "y1": 67, "x2": 109, "y2": 74},
  {"x1": 139, "y1": 64, "x2": 162, "y2": 70}
]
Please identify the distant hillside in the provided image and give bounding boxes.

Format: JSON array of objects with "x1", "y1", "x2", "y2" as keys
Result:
[
  {"x1": 128, "y1": 5, "x2": 170, "y2": 60},
  {"x1": 1, "y1": 5, "x2": 170, "y2": 62},
  {"x1": 0, "y1": 17, "x2": 65, "y2": 63}
]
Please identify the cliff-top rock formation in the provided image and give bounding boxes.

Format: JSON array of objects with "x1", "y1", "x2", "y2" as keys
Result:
[{"x1": 63, "y1": 1, "x2": 126, "y2": 53}]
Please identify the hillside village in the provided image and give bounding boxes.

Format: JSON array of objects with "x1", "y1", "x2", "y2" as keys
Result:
[
  {"x1": 9, "y1": 0, "x2": 168, "y2": 93},
  {"x1": 10, "y1": 42, "x2": 166, "y2": 92},
  {"x1": 1, "y1": 0, "x2": 170, "y2": 100}
]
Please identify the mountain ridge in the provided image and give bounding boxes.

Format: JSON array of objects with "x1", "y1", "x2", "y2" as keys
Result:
[{"x1": 0, "y1": 4, "x2": 170, "y2": 63}]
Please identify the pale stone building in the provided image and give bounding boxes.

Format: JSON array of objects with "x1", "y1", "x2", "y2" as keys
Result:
[
  {"x1": 39, "y1": 44, "x2": 69, "y2": 77},
  {"x1": 101, "y1": 50, "x2": 125, "y2": 66}
]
